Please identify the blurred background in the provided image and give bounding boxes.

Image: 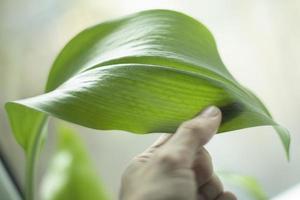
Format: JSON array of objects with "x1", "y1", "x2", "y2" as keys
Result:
[{"x1": 1, "y1": 0, "x2": 299, "y2": 199}]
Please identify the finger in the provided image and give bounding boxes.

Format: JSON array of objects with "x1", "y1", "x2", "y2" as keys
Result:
[
  {"x1": 193, "y1": 147, "x2": 213, "y2": 186},
  {"x1": 124, "y1": 134, "x2": 171, "y2": 175},
  {"x1": 133, "y1": 133, "x2": 172, "y2": 163},
  {"x1": 198, "y1": 174, "x2": 223, "y2": 200},
  {"x1": 157, "y1": 106, "x2": 221, "y2": 168},
  {"x1": 147, "y1": 133, "x2": 172, "y2": 150},
  {"x1": 215, "y1": 191, "x2": 237, "y2": 200}
]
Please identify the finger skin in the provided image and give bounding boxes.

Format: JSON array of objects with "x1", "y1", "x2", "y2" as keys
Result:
[
  {"x1": 198, "y1": 174, "x2": 223, "y2": 200},
  {"x1": 216, "y1": 191, "x2": 237, "y2": 200},
  {"x1": 137, "y1": 133, "x2": 172, "y2": 160},
  {"x1": 157, "y1": 106, "x2": 222, "y2": 168},
  {"x1": 148, "y1": 133, "x2": 172, "y2": 149},
  {"x1": 193, "y1": 147, "x2": 213, "y2": 186},
  {"x1": 121, "y1": 106, "x2": 229, "y2": 200},
  {"x1": 130, "y1": 134, "x2": 172, "y2": 167}
]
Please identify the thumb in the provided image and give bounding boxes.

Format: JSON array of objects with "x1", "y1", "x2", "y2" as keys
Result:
[{"x1": 156, "y1": 106, "x2": 222, "y2": 169}]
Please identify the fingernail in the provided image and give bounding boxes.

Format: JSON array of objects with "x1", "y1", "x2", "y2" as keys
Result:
[{"x1": 200, "y1": 106, "x2": 220, "y2": 118}]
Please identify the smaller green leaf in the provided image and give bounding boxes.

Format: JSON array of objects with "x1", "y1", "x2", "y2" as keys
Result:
[
  {"x1": 217, "y1": 171, "x2": 268, "y2": 200},
  {"x1": 40, "y1": 124, "x2": 110, "y2": 200}
]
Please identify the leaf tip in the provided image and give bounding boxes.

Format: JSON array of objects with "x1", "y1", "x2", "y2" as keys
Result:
[{"x1": 274, "y1": 125, "x2": 291, "y2": 161}]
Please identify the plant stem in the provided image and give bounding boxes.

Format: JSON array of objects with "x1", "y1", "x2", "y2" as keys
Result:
[
  {"x1": 25, "y1": 116, "x2": 47, "y2": 200},
  {"x1": 25, "y1": 154, "x2": 35, "y2": 200}
]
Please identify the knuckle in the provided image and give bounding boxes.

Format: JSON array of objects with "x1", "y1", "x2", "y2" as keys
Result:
[
  {"x1": 194, "y1": 161, "x2": 213, "y2": 183},
  {"x1": 122, "y1": 161, "x2": 139, "y2": 178},
  {"x1": 156, "y1": 151, "x2": 185, "y2": 167},
  {"x1": 121, "y1": 161, "x2": 142, "y2": 183},
  {"x1": 194, "y1": 148, "x2": 214, "y2": 185},
  {"x1": 121, "y1": 168, "x2": 131, "y2": 183},
  {"x1": 197, "y1": 147, "x2": 212, "y2": 161},
  {"x1": 197, "y1": 165, "x2": 213, "y2": 183}
]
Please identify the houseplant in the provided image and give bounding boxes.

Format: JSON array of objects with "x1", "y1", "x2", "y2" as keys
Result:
[{"x1": 5, "y1": 9, "x2": 289, "y2": 200}]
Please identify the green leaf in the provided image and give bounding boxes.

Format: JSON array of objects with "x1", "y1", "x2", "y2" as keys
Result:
[
  {"x1": 40, "y1": 124, "x2": 110, "y2": 200},
  {"x1": 218, "y1": 171, "x2": 268, "y2": 200},
  {"x1": 5, "y1": 9, "x2": 290, "y2": 200}
]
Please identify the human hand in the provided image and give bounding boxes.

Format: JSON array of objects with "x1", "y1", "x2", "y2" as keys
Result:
[{"x1": 120, "y1": 106, "x2": 237, "y2": 200}]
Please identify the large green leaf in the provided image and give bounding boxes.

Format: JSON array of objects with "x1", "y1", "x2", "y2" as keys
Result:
[
  {"x1": 5, "y1": 9, "x2": 290, "y2": 200},
  {"x1": 40, "y1": 125, "x2": 110, "y2": 200}
]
